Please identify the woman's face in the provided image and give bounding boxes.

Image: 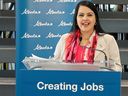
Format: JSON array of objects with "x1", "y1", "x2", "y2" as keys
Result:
[{"x1": 77, "y1": 5, "x2": 96, "y2": 33}]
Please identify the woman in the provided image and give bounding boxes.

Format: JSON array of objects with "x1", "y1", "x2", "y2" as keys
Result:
[{"x1": 54, "y1": 1, "x2": 122, "y2": 71}]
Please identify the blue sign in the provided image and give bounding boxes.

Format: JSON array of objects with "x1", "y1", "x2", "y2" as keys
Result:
[{"x1": 16, "y1": 71, "x2": 120, "y2": 96}]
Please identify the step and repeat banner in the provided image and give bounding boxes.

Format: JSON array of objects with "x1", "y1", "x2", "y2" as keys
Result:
[
  {"x1": 16, "y1": 0, "x2": 121, "y2": 96},
  {"x1": 16, "y1": 0, "x2": 82, "y2": 69}
]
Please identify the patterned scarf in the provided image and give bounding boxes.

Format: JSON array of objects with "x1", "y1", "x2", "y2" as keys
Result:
[{"x1": 65, "y1": 30, "x2": 98, "y2": 64}]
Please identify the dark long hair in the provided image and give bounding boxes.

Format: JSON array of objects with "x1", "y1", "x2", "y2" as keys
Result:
[{"x1": 70, "y1": 1, "x2": 105, "y2": 35}]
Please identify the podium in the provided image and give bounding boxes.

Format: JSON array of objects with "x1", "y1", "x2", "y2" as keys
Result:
[{"x1": 16, "y1": 57, "x2": 121, "y2": 96}]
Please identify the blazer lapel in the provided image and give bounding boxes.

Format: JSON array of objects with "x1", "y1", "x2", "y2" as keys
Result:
[{"x1": 94, "y1": 36, "x2": 106, "y2": 59}]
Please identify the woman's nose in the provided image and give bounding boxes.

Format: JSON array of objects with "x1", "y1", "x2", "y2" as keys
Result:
[{"x1": 82, "y1": 15, "x2": 88, "y2": 20}]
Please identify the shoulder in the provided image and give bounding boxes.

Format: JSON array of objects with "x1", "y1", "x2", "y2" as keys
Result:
[
  {"x1": 98, "y1": 33, "x2": 117, "y2": 45},
  {"x1": 99, "y1": 33, "x2": 115, "y2": 41}
]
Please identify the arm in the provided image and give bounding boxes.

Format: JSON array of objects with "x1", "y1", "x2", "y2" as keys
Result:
[
  {"x1": 53, "y1": 33, "x2": 69, "y2": 61},
  {"x1": 108, "y1": 36, "x2": 122, "y2": 72}
]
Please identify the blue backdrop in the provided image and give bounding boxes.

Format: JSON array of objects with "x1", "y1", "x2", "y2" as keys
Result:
[{"x1": 16, "y1": 0, "x2": 85, "y2": 69}]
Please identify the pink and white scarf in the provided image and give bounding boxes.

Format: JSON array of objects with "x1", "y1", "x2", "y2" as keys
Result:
[{"x1": 65, "y1": 30, "x2": 98, "y2": 64}]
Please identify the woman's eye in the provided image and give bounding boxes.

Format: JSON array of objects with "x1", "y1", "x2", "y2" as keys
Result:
[
  {"x1": 78, "y1": 14, "x2": 84, "y2": 17},
  {"x1": 87, "y1": 14, "x2": 93, "y2": 16}
]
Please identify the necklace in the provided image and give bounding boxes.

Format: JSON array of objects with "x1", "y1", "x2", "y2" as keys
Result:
[{"x1": 80, "y1": 39, "x2": 90, "y2": 46}]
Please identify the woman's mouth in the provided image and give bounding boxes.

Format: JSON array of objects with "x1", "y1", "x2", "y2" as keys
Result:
[{"x1": 82, "y1": 22, "x2": 89, "y2": 26}]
